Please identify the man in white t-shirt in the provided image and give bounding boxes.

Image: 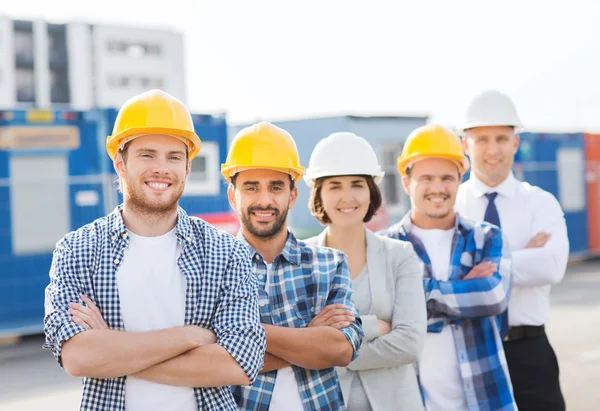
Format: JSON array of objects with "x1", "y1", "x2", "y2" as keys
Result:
[
  {"x1": 456, "y1": 90, "x2": 568, "y2": 411},
  {"x1": 380, "y1": 124, "x2": 516, "y2": 411},
  {"x1": 44, "y1": 90, "x2": 266, "y2": 411},
  {"x1": 223, "y1": 122, "x2": 365, "y2": 411}
]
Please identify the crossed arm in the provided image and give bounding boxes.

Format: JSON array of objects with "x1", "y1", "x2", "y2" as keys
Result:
[
  {"x1": 45, "y1": 239, "x2": 265, "y2": 388},
  {"x1": 66, "y1": 296, "x2": 249, "y2": 387},
  {"x1": 424, "y1": 229, "x2": 512, "y2": 319},
  {"x1": 260, "y1": 259, "x2": 365, "y2": 373}
]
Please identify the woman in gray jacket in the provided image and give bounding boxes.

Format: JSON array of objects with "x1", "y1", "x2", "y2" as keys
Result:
[{"x1": 302, "y1": 132, "x2": 427, "y2": 411}]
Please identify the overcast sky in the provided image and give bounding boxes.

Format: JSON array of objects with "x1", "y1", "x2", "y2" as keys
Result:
[{"x1": 4, "y1": 0, "x2": 600, "y2": 131}]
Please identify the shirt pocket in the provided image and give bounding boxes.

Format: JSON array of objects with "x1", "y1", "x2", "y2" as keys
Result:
[
  {"x1": 272, "y1": 298, "x2": 315, "y2": 328},
  {"x1": 258, "y1": 289, "x2": 273, "y2": 324},
  {"x1": 293, "y1": 295, "x2": 326, "y2": 324}
]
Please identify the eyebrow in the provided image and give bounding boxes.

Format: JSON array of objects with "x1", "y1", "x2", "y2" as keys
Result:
[
  {"x1": 242, "y1": 180, "x2": 286, "y2": 186},
  {"x1": 419, "y1": 174, "x2": 455, "y2": 178},
  {"x1": 136, "y1": 148, "x2": 186, "y2": 156},
  {"x1": 327, "y1": 179, "x2": 364, "y2": 185}
]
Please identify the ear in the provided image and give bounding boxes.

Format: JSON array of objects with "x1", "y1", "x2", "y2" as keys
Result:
[
  {"x1": 288, "y1": 185, "x2": 298, "y2": 210},
  {"x1": 512, "y1": 134, "x2": 520, "y2": 155},
  {"x1": 462, "y1": 136, "x2": 471, "y2": 156},
  {"x1": 401, "y1": 175, "x2": 411, "y2": 196},
  {"x1": 186, "y1": 160, "x2": 192, "y2": 178},
  {"x1": 114, "y1": 153, "x2": 126, "y2": 177},
  {"x1": 227, "y1": 184, "x2": 238, "y2": 212}
]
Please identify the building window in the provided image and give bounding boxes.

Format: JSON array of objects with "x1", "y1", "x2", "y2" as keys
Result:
[
  {"x1": 16, "y1": 68, "x2": 35, "y2": 103},
  {"x1": 107, "y1": 76, "x2": 163, "y2": 89},
  {"x1": 380, "y1": 143, "x2": 407, "y2": 209},
  {"x1": 183, "y1": 142, "x2": 220, "y2": 196},
  {"x1": 14, "y1": 30, "x2": 34, "y2": 65},
  {"x1": 189, "y1": 156, "x2": 207, "y2": 182},
  {"x1": 10, "y1": 155, "x2": 70, "y2": 255},
  {"x1": 106, "y1": 40, "x2": 162, "y2": 57}
]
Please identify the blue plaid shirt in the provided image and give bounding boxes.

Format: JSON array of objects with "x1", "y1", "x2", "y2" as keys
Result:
[
  {"x1": 43, "y1": 206, "x2": 266, "y2": 411},
  {"x1": 380, "y1": 213, "x2": 516, "y2": 411},
  {"x1": 231, "y1": 231, "x2": 364, "y2": 411}
]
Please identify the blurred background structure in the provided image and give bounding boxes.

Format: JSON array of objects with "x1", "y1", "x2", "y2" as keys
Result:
[{"x1": 1, "y1": 1, "x2": 600, "y2": 409}]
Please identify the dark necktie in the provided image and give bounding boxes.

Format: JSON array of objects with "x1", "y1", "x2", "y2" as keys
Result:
[
  {"x1": 484, "y1": 192, "x2": 501, "y2": 228},
  {"x1": 483, "y1": 192, "x2": 509, "y2": 339}
]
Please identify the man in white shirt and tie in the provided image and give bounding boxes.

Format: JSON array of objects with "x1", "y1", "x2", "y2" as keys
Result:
[{"x1": 455, "y1": 90, "x2": 568, "y2": 411}]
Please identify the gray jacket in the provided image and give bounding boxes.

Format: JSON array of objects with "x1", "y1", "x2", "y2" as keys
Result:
[{"x1": 303, "y1": 228, "x2": 426, "y2": 411}]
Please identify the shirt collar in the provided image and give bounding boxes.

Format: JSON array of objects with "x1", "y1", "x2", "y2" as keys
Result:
[
  {"x1": 108, "y1": 205, "x2": 194, "y2": 245},
  {"x1": 236, "y1": 229, "x2": 302, "y2": 265},
  {"x1": 469, "y1": 171, "x2": 518, "y2": 200},
  {"x1": 397, "y1": 211, "x2": 470, "y2": 236}
]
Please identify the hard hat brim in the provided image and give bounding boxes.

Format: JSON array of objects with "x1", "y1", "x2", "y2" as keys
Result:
[
  {"x1": 107, "y1": 127, "x2": 202, "y2": 160},
  {"x1": 460, "y1": 122, "x2": 522, "y2": 133},
  {"x1": 398, "y1": 154, "x2": 469, "y2": 176},
  {"x1": 303, "y1": 171, "x2": 385, "y2": 188},
  {"x1": 221, "y1": 164, "x2": 305, "y2": 183}
]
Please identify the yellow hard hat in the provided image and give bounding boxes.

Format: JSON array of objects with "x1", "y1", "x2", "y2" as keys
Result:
[
  {"x1": 397, "y1": 124, "x2": 469, "y2": 176},
  {"x1": 221, "y1": 122, "x2": 304, "y2": 182},
  {"x1": 106, "y1": 89, "x2": 202, "y2": 160}
]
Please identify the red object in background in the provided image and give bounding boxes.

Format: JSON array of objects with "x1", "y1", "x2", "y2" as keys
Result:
[
  {"x1": 584, "y1": 134, "x2": 600, "y2": 253},
  {"x1": 365, "y1": 206, "x2": 390, "y2": 233},
  {"x1": 193, "y1": 211, "x2": 240, "y2": 235}
]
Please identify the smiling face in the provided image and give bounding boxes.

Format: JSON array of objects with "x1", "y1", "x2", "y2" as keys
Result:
[
  {"x1": 318, "y1": 176, "x2": 371, "y2": 229},
  {"x1": 114, "y1": 134, "x2": 190, "y2": 215},
  {"x1": 228, "y1": 168, "x2": 297, "y2": 240},
  {"x1": 463, "y1": 125, "x2": 520, "y2": 187},
  {"x1": 402, "y1": 157, "x2": 461, "y2": 228}
]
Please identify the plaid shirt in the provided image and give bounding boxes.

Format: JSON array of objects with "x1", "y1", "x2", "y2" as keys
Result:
[
  {"x1": 231, "y1": 231, "x2": 364, "y2": 411},
  {"x1": 43, "y1": 206, "x2": 266, "y2": 411},
  {"x1": 380, "y1": 213, "x2": 516, "y2": 411}
]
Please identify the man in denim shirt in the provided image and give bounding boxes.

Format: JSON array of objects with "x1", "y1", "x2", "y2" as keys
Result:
[
  {"x1": 381, "y1": 124, "x2": 516, "y2": 411},
  {"x1": 224, "y1": 122, "x2": 365, "y2": 411}
]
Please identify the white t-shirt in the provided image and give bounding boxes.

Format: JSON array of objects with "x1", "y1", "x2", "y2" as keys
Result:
[
  {"x1": 116, "y1": 228, "x2": 196, "y2": 411},
  {"x1": 411, "y1": 226, "x2": 467, "y2": 411},
  {"x1": 265, "y1": 263, "x2": 304, "y2": 411}
]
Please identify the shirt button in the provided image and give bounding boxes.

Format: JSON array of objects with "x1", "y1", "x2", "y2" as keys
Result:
[
  {"x1": 311, "y1": 307, "x2": 315, "y2": 312},
  {"x1": 258, "y1": 274, "x2": 264, "y2": 280},
  {"x1": 266, "y1": 377, "x2": 274, "y2": 383},
  {"x1": 121, "y1": 232, "x2": 128, "y2": 239},
  {"x1": 259, "y1": 301, "x2": 266, "y2": 307},
  {"x1": 255, "y1": 254, "x2": 260, "y2": 260},
  {"x1": 114, "y1": 258, "x2": 119, "y2": 265}
]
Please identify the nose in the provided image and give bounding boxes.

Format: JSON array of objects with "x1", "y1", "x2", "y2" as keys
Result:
[
  {"x1": 487, "y1": 140, "x2": 500, "y2": 156},
  {"x1": 256, "y1": 187, "x2": 273, "y2": 207},
  {"x1": 429, "y1": 178, "x2": 445, "y2": 193},
  {"x1": 150, "y1": 157, "x2": 171, "y2": 175},
  {"x1": 340, "y1": 186, "x2": 355, "y2": 203}
]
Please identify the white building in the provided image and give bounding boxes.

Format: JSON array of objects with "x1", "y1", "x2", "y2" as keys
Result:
[{"x1": 0, "y1": 15, "x2": 186, "y2": 110}]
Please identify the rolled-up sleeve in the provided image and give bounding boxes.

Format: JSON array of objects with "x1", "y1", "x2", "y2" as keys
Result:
[
  {"x1": 213, "y1": 242, "x2": 266, "y2": 384},
  {"x1": 327, "y1": 258, "x2": 365, "y2": 360},
  {"x1": 43, "y1": 238, "x2": 87, "y2": 366}
]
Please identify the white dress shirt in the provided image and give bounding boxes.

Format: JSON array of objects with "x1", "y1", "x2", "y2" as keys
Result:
[{"x1": 456, "y1": 172, "x2": 569, "y2": 327}]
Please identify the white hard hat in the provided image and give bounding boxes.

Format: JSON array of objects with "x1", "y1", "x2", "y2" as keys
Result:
[
  {"x1": 304, "y1": 132, "x2": 385, "y2": 188},
  {"x1": 459, "y1": 90, "x2": 522, "y2": 132}
]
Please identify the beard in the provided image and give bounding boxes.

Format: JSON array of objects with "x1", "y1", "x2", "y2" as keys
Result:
[
  {"x1": 425, "y1": 210, "x2": 451, "y2": 219},
  {"x1": 123, "y1": 176, "x2": 184, "y2": 218},
  {"x1": 240, "y1": 205, "x2": 289, "y2": 240},
  {"x1": 423, "y1": 193, "x2": 452, "y2": 220}
]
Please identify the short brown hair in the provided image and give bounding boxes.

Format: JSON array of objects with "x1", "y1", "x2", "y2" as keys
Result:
[{"x1": 309, "y1": 175, "x2": 382, "y2": 224}]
